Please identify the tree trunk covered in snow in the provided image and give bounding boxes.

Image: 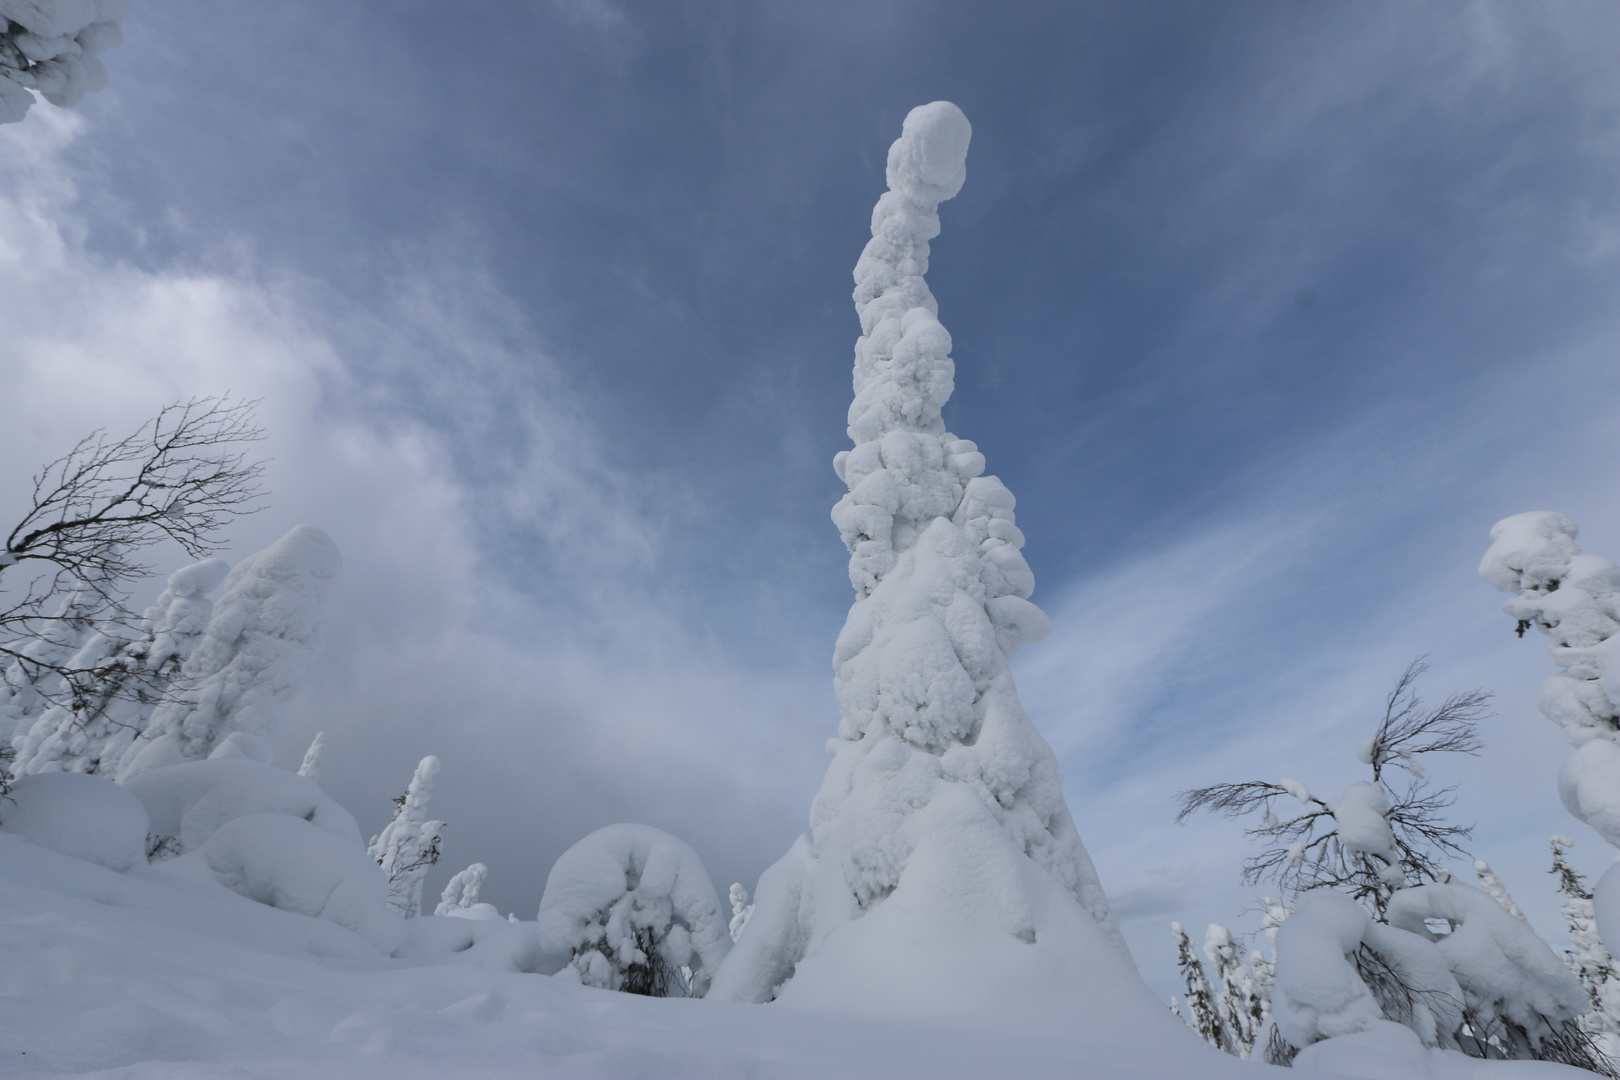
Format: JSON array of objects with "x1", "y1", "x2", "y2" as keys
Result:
[{"x1": 710, "y1": 103, "x2": 1141, "y2": 1023}]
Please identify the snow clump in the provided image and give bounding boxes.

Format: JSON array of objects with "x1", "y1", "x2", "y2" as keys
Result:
[
  {"x1": 121, "y1": 756, "x2": 361, "y2": 855},
  {"x1": 537, "y1": 823, "x2": 730, "y2": 997},
  {"x1": 0, "y1": 0, "x2": 128, "y2": 124}
]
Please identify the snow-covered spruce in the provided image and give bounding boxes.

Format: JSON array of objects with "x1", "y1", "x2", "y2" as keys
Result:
[
  {"x1": 727, "y1": 882, "x2": 753, "y2": 943},
  {"x1": 1205, "y1": 922, "x2": 1268, "y2": 1057},
  {"x1": 1173, "y1": 921, "x2": 1227, "y2": 1052},
  {"x1": 1474, "y1": 858, "x2": 1528, "y2": 923},
  {"x1": 117, "y1": 526, "x2": 341, "y2": 780},
  {"x1": 11, "y1": 558, "x2": 227, "y2": 779},
  {"x1": 536, "y1": 824, "x2": 730, "y2": 997},
  {"x1": 367, "y1": 755, "x2": 444, "y2": 918},
  {"x1": 710, "y1": 103, "x2": 1155, "y2": 1032},
  {"x1": 1552, "y1": 835, "x2": 1620, "y2": 1053},
  {"x1": 3, "y1": 573, "x2": 109, "y2": 750},
  {"x1": 435, "y1": 862, "x2": 488, "y2": 917},
  {"x1": 0, "y1": 0, "x2": 127, "y2": 124}
]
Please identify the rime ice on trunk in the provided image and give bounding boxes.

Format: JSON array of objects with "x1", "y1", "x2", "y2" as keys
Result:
[{"x1": 710, "y1": 103, "x2": 1145, "y2": 1024}]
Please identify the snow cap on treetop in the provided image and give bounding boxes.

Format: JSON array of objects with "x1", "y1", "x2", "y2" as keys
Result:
[{"x1": 886, "y1": 101, "x2": 971, "y2": 204}]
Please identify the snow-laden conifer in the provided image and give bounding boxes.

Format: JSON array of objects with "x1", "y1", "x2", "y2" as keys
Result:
[
  {"x1": 117, "y1": 526, "x2": 341, "y2": 779},
  {"x1": 1173, "y1": 921, "x2": 1227, "y2": 1051},
  {"x1": 435, "y1": 862, "x2": 487, "y2": 917},
  {"x1": 0, "y1": 0, "x2": 127, "y2": 124},
  {"x1": 11, "y1": 558, "x2": 226, "y2": 778},
  {"x1": 1551, "y1": 836, "x2": 1620, "y2": 1052},
  {"x1": 297, "y1": 731, "x2": 326, "y2": 781},
  {"x1": 367, "y1": 755, "x2": 444, "y2": 918},
  {"x1": 727, "y1": 883, "x2": 753, "y2": 943},
  {"x1": 3, "y1": 575, "x2": 106, "y2": 751},
  {"x1": 709, "y1": 102, "x2": 1147, "y2": 1027},
  {"x1": 1205, "y1": 922, "x2": 1267, "y2": 1056}
]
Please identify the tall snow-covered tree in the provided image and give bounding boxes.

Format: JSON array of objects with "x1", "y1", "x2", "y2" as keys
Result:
[
  {"x1": 1205, "y1": 922, "x2": 1267, "y2": 1057},
  {"x1": 710, "y1": 103, "x2": 1153, "y2": 1028},
  {"x1": 367, "y1": 755, "x2": 444, "y2": 918},
  {"x1": 10, "y1": 558, "x2": 226, "y2": 778},
  {"x1": 116, "y1": 525, "x2": 341, "y2": 779},
  {"x1": 0, "y1": 0, "x2": 127, "y2": 124}
]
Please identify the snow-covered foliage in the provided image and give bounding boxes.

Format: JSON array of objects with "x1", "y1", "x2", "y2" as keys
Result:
[
  {"x1": 1551, "y1": 836, "x2": 1620, "y2": 1053},
  {"x1": 1180, "y1": 660, "x2": 1484, "y2": 915},
  {"x1": 121, "y1": 756, "x2": 361, "y2": 855},
  {"x1": 537, "y1": 823, "x2": 730, "y2": 998},
  {"x1": 298, "y1": 730, "x2": 326, "y2": 780},
  {"x1": 203, "y1": 812, "x2": 404, "y2": 954},
  {"x1": 1482, "y1": 513, "x2": 1620, "y2": 855},
  {"x1": 1271, "y1": 884, "x2": 1597, "y2": 1067},
  {"x1": 0, "y1": 0, "x2": 127, "y2": 124},
  {"x1": 118, "y1": 526, "x2": 341, "y2": 779},
  {"x1": 435, "y1": 862, "x2": 488, "y2": 917},
  {"x1": 2, "y1": 573, "x2": 106, "y2": 747},
  {"x1": 367, "y1": 755, "x2": 444, "y2": 918},
  {"x1": 0, "y1": 770, "x2": 146, "y2": 871},
  {"x1": 710, "y1": 102, "x2": 1147, "y2": 1031},
  {"x1": 11, "y1": 558, "x2": 227, "y2": 778}
]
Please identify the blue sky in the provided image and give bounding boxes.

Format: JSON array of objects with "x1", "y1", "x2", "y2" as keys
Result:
[{"x1": 3, "y1": 1, "x2": 1619, "y2": 999}]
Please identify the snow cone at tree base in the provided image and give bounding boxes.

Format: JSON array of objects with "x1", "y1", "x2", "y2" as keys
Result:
[{"x1": 708, "y1": 102, "x2": 1174, "y2": 1035}]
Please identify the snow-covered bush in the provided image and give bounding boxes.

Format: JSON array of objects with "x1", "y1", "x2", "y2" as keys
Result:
[
  {"x1": 202, "y1": 812, "x2": 404, "y2": 954},
  {"x1": 436, "y1": 862, "x2": 488, "y2": 917},
  {"x1": 536, "y1": 823, "x2": 729, "y2": 998},
  {"x1": 0, "y1": 0, "x2": 129, "y2": 123},
  {"x1": 0, "y1": 770, "x2": 147, "y2": 871},
  {"x1": 1179, "y1": 659, "x2": 1486, "y2": 916},
  {"x1": 121, "y1": 756, "x2": 361, "y2": 856},
  {"x1": 709, "y1": 103, "x2": 1148, "y2": 1028},
  {"x1": 11, "y1": 558, "x2": 227, "y2": 778},
  {"x1": 118, "y1": 526, "x2": 341, "y2": 779},
  {"x1": 367, "y1": 755, "x2": 444, "y2": 918}
]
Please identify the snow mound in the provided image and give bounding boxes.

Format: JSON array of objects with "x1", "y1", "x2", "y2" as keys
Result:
[
  {"x1": 121, "y1": 756, "x2": 361, "y2": 854},
  {"x1": 397, "y1": 913, "x2": 540, "y2": 972},
  {"x1": 0, "y1": 770, "x2": 148, "y2": 871},
  {"x1": 208, "y1": 731, "x2": 276, "y2": 763},
  {"x1": 202, "y1": 812, "x2": 404, "y2": 954},
  {"x1": 536, "y1": 823, "x2": 730, "y2": 997}
]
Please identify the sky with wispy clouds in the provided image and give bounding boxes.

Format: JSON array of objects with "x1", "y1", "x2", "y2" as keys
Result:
[{"x1": 3, "y1": 1, "x2": 1619, "y2": 998}]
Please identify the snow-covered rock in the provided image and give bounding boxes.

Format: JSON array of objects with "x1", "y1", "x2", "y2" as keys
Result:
[
  {"x1": 536, "y1": 823, "x2": 730, "y2": 997},
  {"x1": 201, "y1": 812, "x2": 404, "y2": 954},
  {"x1": 0, "y1": 770, "x2": 147, "y2": 871},
  {"x1": 120, "y1": 756, "x2": 361, "y2": 854}
]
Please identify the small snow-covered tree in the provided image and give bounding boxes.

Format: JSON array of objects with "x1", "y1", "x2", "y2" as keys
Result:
[
  {"x1": 1206, "y1": 923, "x2": 1267, "y2": 1056},
  {"x1": 435, "y1": 862, "x2": 487, "y2": 917},
  {"x1": 117, "y1": 525, "x2": 341, "y2": 778},
  {"x1": 297, "y1": 731, "x2": 326, "y2": 781},
  {"x1": 367, "y1": 755, "x2": 444, "y2": 918},
  {"x1": 0, "y1": 0, "x2": 128, "y2": 124},
  {"x1": 10, "y1": 558, "x2": 227, "y2": 778},
  {"x1": 1173, "y1": 921, "x2": 1227, "y2": 1051},
  {"x1": 727, "y1": 882, "x2": 752, "y2": 943},
  {"x1": 537, "y1": 824, "x2": 730, "y2": 998},
  {"x1": 1551, "y1": 836, "x2": 1620, "y2": 1053},
  {"x1": 1179, "y1": 659, "x2": 1486, "y2": 917}
]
